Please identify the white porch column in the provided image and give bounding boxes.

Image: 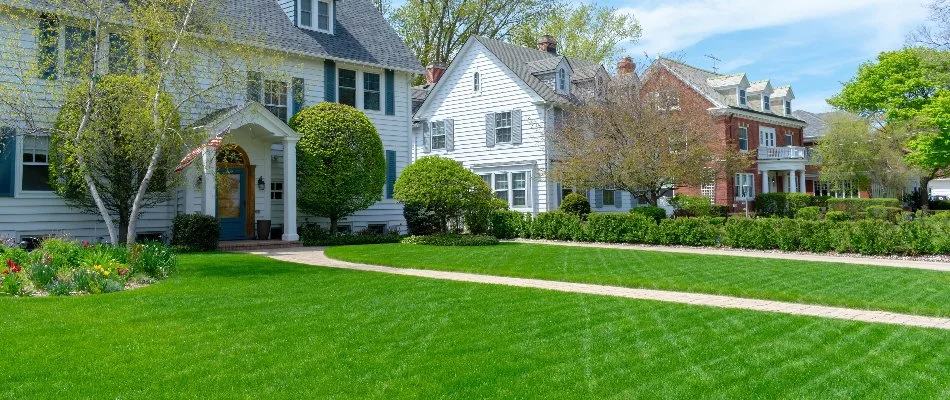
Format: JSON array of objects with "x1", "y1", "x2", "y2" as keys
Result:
[
  {"x1": 799, "y1": 170, "x2": 807, "y2": 193},
  {"x1": 788, "y1": 170, "x2": 797, "y2": 193},
  {"x1": 761, "y1": 171, "x2": 770, "y2": 194},
  {"x1": 201, "y1": 147, "x2": 215, "y2": 216},
  {"x1": 281, "y1": 138, "x2": 299, "y2": 241}
]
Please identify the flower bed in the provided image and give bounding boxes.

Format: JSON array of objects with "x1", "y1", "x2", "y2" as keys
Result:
[{"x1": 0, "y1": 238, "x2": 176, "y2": 296}]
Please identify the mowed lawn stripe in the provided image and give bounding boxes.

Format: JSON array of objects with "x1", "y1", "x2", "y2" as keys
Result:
[
  {"x1": 325, "y1": 243, "x2": 950, "y2": 317},
  {"x1": 3, "y1": 253, "x2": 950, "y2": 398}
]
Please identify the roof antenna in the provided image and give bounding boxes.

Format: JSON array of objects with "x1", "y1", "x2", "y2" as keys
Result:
[{"x1": 705, "y1": 54, "x2": 721, "y2": 73}]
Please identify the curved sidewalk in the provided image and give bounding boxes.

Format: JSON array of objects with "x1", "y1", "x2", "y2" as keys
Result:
[
  {"x1": 251, "y1": 247, "x2": 950, "y2": 331},
  {"x1": 507, "y1": 239, "x2": 950, "y2": 272}
]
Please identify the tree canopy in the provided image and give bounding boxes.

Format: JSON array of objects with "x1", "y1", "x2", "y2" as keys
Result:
[
  {"x1": 292, "y1": 103, "x2": 386, "y2": 233},
  {"x1": 511, "y1": 3, "x2": 641, "y2": 64}
]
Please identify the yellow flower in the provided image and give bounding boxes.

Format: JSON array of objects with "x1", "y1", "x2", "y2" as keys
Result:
[
  {"x1": 103, "y1": 270, "x2": 111, "y2": 277},
  {"x1": 94, "y1": 264, "x2": 103, "y2": 271}
]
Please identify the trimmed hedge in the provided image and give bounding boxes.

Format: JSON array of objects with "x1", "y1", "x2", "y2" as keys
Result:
[
  {"x1": 795, "y1": 206, "x2": 821, "y2": 221},
  {"x1": 488, "y1": 210, "x2": 950, "y2": 256},
  {"x1": 300, "y1": 226, "x2": 403, "y2": 246},
  {"x1": 401, "y1": 234, "x2": 499, "y2": 246},
  {"x1": 171, "y1": 214, "x2": 220, "y2": 251},
  {"x1": 866, "y1": 206, "x2": 904, "y2": 223},
  {"x1": 827, "y1": 198, "x2": 900, "y2": 217},
  {"x1": 755, "y1": 193, "x2": 813, "y2": 218},
  {"x1": 560, "y1": 193, "x2": 591, "y2": 218},
  {"x1": 670, "y1": 195, "x2": 717, "y2": 217}
]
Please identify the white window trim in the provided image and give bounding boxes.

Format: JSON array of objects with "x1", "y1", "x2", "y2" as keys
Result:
[
  {"x1": 784, "y1": 100, "x2": 792, "y2": 116},
  {"x1": 762, "y1": 95, "x2": 771, "y2": 111},
  {"x1": 473, "y1": 71, "x2": 481, "y2": 95},
  {"x1": 430, "y1": 120, "x2": 447, "y2": 151},
  {"x1": 476, "y1": 168, "x2": 532, "y2": 210},
  {"x1": 16, "y1": 134, "x2": 55, "y2": 197},
  {"x1": 738, "y1": 125, "x2": 749, "y2": 152},
  {"x1": 734, "y1": 173, "x2": 755, "y2": 201},
  {"x1": 262, "y1": 79, "x2": 289, "y2": 122},
  {"x1": 556, "y1": 67, "x2": 570, "y2": 94},
  {"x1": 759, "y1": 126, "x2": 776, "y2": 148},
  {"x1": 738, "y1": 88, "x2": 747, "y2": 106},
  {"x1": 494, "y1": 111, "x2": 512, "y2": 144},
  {"x1": 362, "y1": 71, "x2": 382, "y2": 112},
  {"x1": 299, "y1": 0, "x2": 333, "y2": 34}
]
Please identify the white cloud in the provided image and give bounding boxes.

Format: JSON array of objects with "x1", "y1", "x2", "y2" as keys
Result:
[{"x1": 617, "y1": 0, "x2": 929, "y2": 55}]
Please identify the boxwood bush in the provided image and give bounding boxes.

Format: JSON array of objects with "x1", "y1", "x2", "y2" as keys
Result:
[
  {"x1": 583, "y1": 213, "x2": 655, "y2": 243},
  {"x1": 865, "y1": 206, "x2": 903, "y2": 223},
  {"x1": 401, "y1": 234, "x2": 499, "y2": 246},
  {"x1": 630, "y1": 206, "x2": 667, "y2": 223},
  {"x1": 794, "y1": 206, "x2": 822, "y2": 221},
  {"x1": 827, "y1": 198, "x2": 900, "y2": 217},
  {"x1": 825, "y1": 211, "x2": 850, "y2": 222},
  {"x1": 490, "y1": 210, "x2": 528, "y2": 239},
  {"x1": 529, "y1": 211, "x2": 583, "y2": 241},
  {"x1": 560, "y1": 193, "x2": 591, "y2": 219},
  {"x1": 654, "y1": 218, "x2": 720, "y2": 247},
  {"x1": 171, "y1": 214, "x2": 220, "y2": 251},
  {"x1": 755, "y1": 193, "x2": 813, "y2": 218},
  {"x1": 723, "y1": 218, "x2": 777, "y2": 250}
]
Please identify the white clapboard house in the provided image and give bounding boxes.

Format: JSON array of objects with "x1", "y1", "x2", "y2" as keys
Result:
[
  {"x1": 411, "y1": 35, "x2": 641, "y2": 214},
  {"x1": 0, "y1": 0, "x2": 422, "y2": 243}
]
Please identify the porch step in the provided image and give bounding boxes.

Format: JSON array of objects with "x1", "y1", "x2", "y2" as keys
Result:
[{"x1": 217, "y1": 240, "x2": 302, "y2": 251}]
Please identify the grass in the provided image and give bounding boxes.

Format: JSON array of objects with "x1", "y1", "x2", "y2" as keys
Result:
[
  {"x1": 326, "y1": 243, "x2": 950, "y2": 317},
  {"x1": 2, "y1": 253, "x2": 950, "y2": 398}
]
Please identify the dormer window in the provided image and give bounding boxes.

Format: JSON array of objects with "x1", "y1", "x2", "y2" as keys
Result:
[
  {"x1": 738, "y1": 89, "x2": 747, "y2": 106},
  {"x1": 557, "y1": 68, "x2": 567, "y2": 92},
  {"x1": 784, "y1": 100, "x2": 792, "y2": 115},
  {"x1": 762, "y1": 95, "x2": 771, "y2": 111},
  {"x1": 299, "y1": 0, "x2": 332, "y2": 33}
]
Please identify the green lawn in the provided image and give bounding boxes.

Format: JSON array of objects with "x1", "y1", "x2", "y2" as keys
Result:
[
  {"x1": 2, "y1": 253, "x2": 950, "y2": 398},
  {"x1": 326, "y1": 243, "x2": 950, "y2": 317}
]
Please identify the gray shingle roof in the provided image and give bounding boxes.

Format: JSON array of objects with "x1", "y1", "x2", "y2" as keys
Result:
[
  {"x1": 793, "y1": 110, "x2": 830, "y2": 139},
  {"x1": 474, "y1": 36, "x2": 605, "y2": 104},
  {"x1": 12, "y1": 0, "x2": 423, "y2": 73}
]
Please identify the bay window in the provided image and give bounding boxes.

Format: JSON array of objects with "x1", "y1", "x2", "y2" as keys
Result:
[{"x1": 481, "y1": 171, "x2": 530, "y2": 208}]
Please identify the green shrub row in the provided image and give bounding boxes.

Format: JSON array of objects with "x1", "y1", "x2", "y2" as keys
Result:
[
  {"x1": 827, "y1": 198, "x2": 901, "y2": 217},
  {"x1": 300, "y1": 225, "x2": 403, "y2": 246},
  {"x1": 755, "y1": 193, "x2": 813, "y2": 218},
  {"x1": 490, "y1": 211, "x2": 950, "y2": 256},
  {"x1": 401, "y1": 234, "x2": 499, "y2": 246}
]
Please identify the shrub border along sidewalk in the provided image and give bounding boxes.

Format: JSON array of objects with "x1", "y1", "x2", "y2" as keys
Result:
[{"x1": 490, "y1": 210, "x2": 950, "y2": 256}]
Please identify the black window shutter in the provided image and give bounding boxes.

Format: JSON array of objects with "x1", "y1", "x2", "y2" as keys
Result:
[
  {"x1": 246, "y1": 71, "x2": 262, "y2": 102},
  {"x1": 38, "y1": 14, "x2": 58, "y2": 80},
  {"x1": 0, "y1": 128, "x2": 16, "y2": 197},
  {"x1": 385, "y1": 150, "x2": 397, "y2": 199},
  {"x1": 385, "y1": 69, "x2": 395, "y2": 115},
  {"x1": 292, "y1": 77, "x2": 305, "y2": 118},
  {"x1": 324, "y1": 59, "x2": 336, "y2": 102}
]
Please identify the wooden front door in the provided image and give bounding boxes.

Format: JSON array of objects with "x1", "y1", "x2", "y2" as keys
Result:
[{"x1": 216, "y1": 145, "x2": 255, "y2": 240}]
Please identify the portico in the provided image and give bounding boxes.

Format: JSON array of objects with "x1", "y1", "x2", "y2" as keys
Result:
[{"x1": 185, "y1": 102, "x2": 300, "y2": 241}]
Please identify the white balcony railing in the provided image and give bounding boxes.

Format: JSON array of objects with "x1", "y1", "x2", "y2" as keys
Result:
[{"x1": 758, "y1": 146, "x2": 810, "y2": 161}]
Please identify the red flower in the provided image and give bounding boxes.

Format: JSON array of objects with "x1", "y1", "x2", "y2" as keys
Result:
[
  {"x1": 11, "y1": 266, "x2": 21, "y2": 273},
  {"x1": 5, "y1": 259, "x2": 14, "y2": 268}
]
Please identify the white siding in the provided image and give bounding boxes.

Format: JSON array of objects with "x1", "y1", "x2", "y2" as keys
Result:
[
  {"x1": 0, "y1": 11, "x2": 413, "y2": 241},
  {"x1": 413, "y1": 41, "x2": 553, "y2": 213}
]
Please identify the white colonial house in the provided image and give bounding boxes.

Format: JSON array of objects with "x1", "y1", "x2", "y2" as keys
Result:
[
  {"x1": 411, "y1": 35, "x2": 641, "y2": 214},
  {"x1": 0, "y1": 0, "x2": 422, "y2": 243}
]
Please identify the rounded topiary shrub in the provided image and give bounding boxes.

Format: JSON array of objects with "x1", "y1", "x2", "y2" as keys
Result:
[
  {"x1": 291, "y1": 102, "x2": 385, "y2": 233},
  {"x1": 560, "y1": 193, "x2": 591, "y2": 218},
  {"x1": 394, "y1": 155, "x2": 493, "y2": 233},
  {"x1": 630, "y1": 206, "x2": 667, "y2": 223}
]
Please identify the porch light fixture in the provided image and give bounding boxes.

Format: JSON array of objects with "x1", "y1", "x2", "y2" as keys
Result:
[{"x1": 257, "y1": 176, "x2": 266, "y2": 191}]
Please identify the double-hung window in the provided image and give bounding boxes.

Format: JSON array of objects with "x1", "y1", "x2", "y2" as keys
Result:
[
  {"x1": 264, "y1": 80, "x2": 288, "y2": 122},
  {"x1": 558, "y1": 68, "x2": 566, "y2": 92},
  {"x1": 363, "y1": 72, "x2": 381, "y2": 111},
  {"x1": 738, "y1": 126, "x2": 748, "y2": 151},
  {"x1": 317, "y1": 1, "x2": 331, "y2": 31},
  {"x1": 784, "y1": 131, "x2": 794, "y2": 146},
  {"x1": 300, "y1": 0, "x2": 313, "y2": 27},
  {"x1": 64, "y1": 26, "x2": 94, "y2": 78},
  {"x1": 738, "y1": 89, "x2": 747, "y2": 106},
  {"x1": 511, "y1": 172, "x2": 527, "y2": 207},
  {"x1": 734, "y1": 173, "x2": 754, "y2": 200},
  {"x1": 602, "y1": 189, "x2": 615, "y2": 206},
  {"x1": 430, "y1": 121, "x2": 446, "y2": 150},
  {"x1": 22, "y1": 135, "x2": 52, "y2": 192},
  {"x1": 495, "y1": 111, "x2": 511, "y2": 143},
  {"x1": 338, "y1": 69, "x2": 357, "y2": 107},
  {"x1": 762, "y1": 95, "x2": 771, "y2": 111},
  {"x1": 784, "y1": 100, "x2": 792, "y2": 116},
  {"x1": 493, "y1": 173, "x2": 508, "y2": 201}
]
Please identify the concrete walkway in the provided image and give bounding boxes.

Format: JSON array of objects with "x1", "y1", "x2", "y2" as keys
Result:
[
  {"x1": 508, "y1": 239, "x2": 950, "y2": 272},
  {"x1": 250, "y1": 247, "x2": 950, "y2": 331}
]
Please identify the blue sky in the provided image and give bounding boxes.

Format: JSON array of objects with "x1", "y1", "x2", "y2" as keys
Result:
[{"x1": 610, "y1": 0, "x2": 931, "y2": 112}]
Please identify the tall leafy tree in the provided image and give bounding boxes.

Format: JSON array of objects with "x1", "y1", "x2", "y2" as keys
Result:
[
  {"x1": 0, "y1": 0, "x2": 277, "y2": 246},
  {"x1": 389, "y1": 0, "x2": 558, "y2": 70},
  {"x1": 511, "y1": 3, "x2": 641, "y2": 64},
  {"x1": 814, "y1": 113, "x2": 920, "y2": 197},
  {"x1": 828, "y1": 48, "x2": 950, "y2": 199},
  {"x1": 292, "y1": 103, "x2": 386, "y2": 234}
]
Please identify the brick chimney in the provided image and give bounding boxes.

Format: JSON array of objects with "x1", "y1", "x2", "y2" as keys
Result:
[
  {"x1": 538, "y1": 35, "x2": 557, "y2": 55},
  {"x1": 617, "y1": 56, "x2": 635, "y2": 76},
  {"x1": 426, "y1": 61, "x2": 447, "y2": 85}
]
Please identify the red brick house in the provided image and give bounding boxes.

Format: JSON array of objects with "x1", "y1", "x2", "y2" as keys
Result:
[{"x1": 642, "y1": 58, "x2": 811, "y2": 210}]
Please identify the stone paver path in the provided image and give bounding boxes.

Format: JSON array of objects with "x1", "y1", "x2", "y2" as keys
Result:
[
  {"x1": 250, "y1": 247, "x2": 950, "y2": 331},
  {"x1": 509, "y1": 239, "x2": 950, "y2": 272}
]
